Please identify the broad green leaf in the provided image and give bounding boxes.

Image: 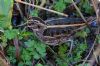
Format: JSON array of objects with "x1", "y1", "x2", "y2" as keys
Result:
[{"x1": 0, "y1": 0, "x2": 13, "y2": 29}]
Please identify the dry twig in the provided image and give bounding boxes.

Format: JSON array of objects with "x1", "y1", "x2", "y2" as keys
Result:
[
  {"x1": 71, "y1": 0, "x2": 91, "y2": 29},
  {"x1": 15, "y1": 0, "x2": 68, "y2": 17}
]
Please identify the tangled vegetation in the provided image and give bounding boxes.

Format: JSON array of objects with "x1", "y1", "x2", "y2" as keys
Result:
[{"x1": 0, "y1": 0, "x2": 100, "y2": 66}]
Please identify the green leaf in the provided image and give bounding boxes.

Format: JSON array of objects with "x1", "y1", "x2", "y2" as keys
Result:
[
  {"x1": 7, "y1": 46, "x2": 16, "y2": 56},
  {"x1": 58, "y1": 44, "x2": 68, "y2": 58},
  {"x1": 25, "y1": 61, "x2": 32, "y2": 66},
  {"x1": 79, "y1": 0, "x2": 94, "y2": 15},
  {"x1": 83, "y1": 0, "x2": 93, "y2": 14},
  {"x1": 56, "y1": 58, "x2": 68, "y2": 66},
  {"x1": 33, "y1": 51, "x2": 40, "y2": 59},
  {"x1": 21, "y1": 50, "x2": 31, "y2": 61},
  {"x1": 24, "y1": 40, "x2": 46, "y2": 60},
  {"x1": 77, "y1": 63, "x2": 90, "y2": 66},
  {"x1": 21, "y1": 31, "x2": 32, "y2": 37},
  {"x1": 36, "y1": 63, "x2": 43, "y2": 66},
  {"x1": 54, "y1": 0, "x2": 66, "y2": 12},
  {"x1": 18, "y1": 62, "x2": 24, "y2": 66},
  {"x1": 31, "y1": 9, "x2": 39, "y2": 17},
  {"x1": 7, "y1": 56, "x2": 16, "y2": 64},
  {"x1": 0, "y1": 36, "x2": 7, "y2": 47},
  {"x1": 24, "y1": 40, "x2": 35, "y2": 47},
  {"x1": 4, "y1": 29, "x2": 19, "y2": 39},
  {"x1": 75, "y1": 30, "x2": 87, "y2": 38},
  {"x1": 79, "y1": 43, "x2": 87, "y2": 51},
  {"x1": 0, "y1": 0, "x2": 13, "y2": 29},
  {"x1": 7, "y1": 46, "x2": 16, "y2": 64},
  {"x1": 96, "y1": 34, "x2": 100, "y2": 44},
  {"x1": 64, "y1": 0, "x2": 72, "y2": 3},
  {"x1": 85, "y1": 28, "x2": 90, "y2": 33}
]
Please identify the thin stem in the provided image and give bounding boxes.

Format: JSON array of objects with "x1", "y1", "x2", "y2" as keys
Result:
[
  {"x1": 15, "y1": 0, "x2": 68, "y2": 17},
  {"x1": 46, "y1": 23, "x2": 85, "y2": 29},
  {"x1": 15, "y1": 3, "x2": 24, "y2": 18},
  {"x1": 82, "y1": 39, "x2": 96, "y2": 66},
  {"x1": 71, "y1": 0, "x2": 91, "y2": 29}
]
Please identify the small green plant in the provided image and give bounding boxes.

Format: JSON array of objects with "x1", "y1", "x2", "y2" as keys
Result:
[
  {"x1": 53, "y1": 0, "x2": 72, "y2": 12},
  {"x1": 53, "y1": 0, "x2": 66, "y2": 12},
  {"x1": 56, "y1": 42, "x2": 87, "y2": 66},
  {"x1": 6, "y1": 33, "x2": 46, "y2": 66},
  {"x1": 58, "y1": 44, "x2": 68, "y2": 58},
  {"x1": 4, "y1": 29, "x2": 19, "y2": 40},
  {"x1": 75, "y1": 30, "x2": 87, "y2": 38},
  {"x1": 79, "y1": 0, "x2": 94, "y2": 15},
  {"x1": 24, "y1": 39, "x2": 46, "y2": 60}
]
